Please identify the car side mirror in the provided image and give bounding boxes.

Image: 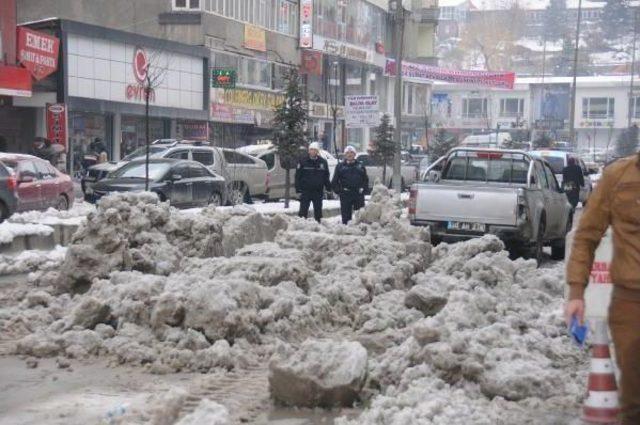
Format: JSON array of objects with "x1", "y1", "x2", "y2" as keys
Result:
[
  {"x1": 427, "y1": 170, "x2": 440, "y2": 182},
  {"x1": 19, "y1": 174, "x2": 34, "y2": 183},
  {"x1": 171, "y1": 174, "x2": 182, "y2": 181}
]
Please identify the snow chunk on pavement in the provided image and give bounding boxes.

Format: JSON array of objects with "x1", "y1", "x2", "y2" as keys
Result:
[
  {"x1": 175, "y1": 399, "x2": 230, "y2": 425},
  {"x1": 0, "y1": 222, "x2": 53, "y2": 244},
  {"x1": 269, "y1": 339, "x2": 368, "y2": 408}
]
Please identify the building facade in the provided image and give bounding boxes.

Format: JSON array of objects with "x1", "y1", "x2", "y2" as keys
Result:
[
  {"x1": 431, "y1": 75, "x2": 639, "y2": 150},
  {"x1": 11, "y1": 0, "x2": 439, "y2": 161}
]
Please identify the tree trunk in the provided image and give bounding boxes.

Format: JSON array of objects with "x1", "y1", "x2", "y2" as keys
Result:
[
  {"x1": 382, "y1": 163, "x2": 387, "y2": 185},
  {"x1": 284, "y1": 167, "x2": 290, "y2": 209}
]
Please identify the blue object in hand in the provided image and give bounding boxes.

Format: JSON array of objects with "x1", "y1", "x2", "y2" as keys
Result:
[{"x1": 570, "y1": 316, "x2": 588, "y2": 346}]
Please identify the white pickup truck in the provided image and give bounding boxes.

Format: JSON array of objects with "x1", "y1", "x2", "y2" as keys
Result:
[{"x1": 409, "y1": 148, "x2": 574, "y2": 263}]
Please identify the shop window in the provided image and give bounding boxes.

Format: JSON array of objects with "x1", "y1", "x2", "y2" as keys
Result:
[
  {"x1": 582, "y1": 97, "x2": 614, "y2": 119},
  {"x1": 630, "y1": 96, "x2": 640, "y2": 119},
  {"x1": 499, "y1": 98, "x2": 525, "y2": 117},
  {"x1": 462, "y1": 98, "x2": 489, "y2": 119},
  {"x1": 192, "y1": 150, "x2": 215, "y2": 165},
  {"x1": 173, "y1": 0, "x2": 200, "y2": 10}
]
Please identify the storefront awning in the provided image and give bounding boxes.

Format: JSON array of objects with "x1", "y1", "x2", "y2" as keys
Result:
[{"x1": 0, "y1": 66, "x2": 32, "y2": 97}]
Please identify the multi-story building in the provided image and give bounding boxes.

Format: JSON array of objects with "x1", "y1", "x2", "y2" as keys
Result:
[
  {"x1": 8, "y1": 0, "x2": 439, "y2": 164},
  {"x1": 431, "y1": 75, "x2": 639, "y2": 150}
]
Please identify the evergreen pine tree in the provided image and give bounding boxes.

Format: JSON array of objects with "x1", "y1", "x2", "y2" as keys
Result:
[
  {"x1": 272, "y1": 68, "x2": 308, "y2": 208},
  {"x1": 544, "y1": 0, "x2": 567, "y2": 41},
  {"x1": 428, "y1": 128, "x2": 458, "y2": 159},
  {"x1": 601, "y1": 0, "x2": 631, "y2": 41},
  {"x1": 615, "y1": 124, "x2": 639, "y2": 158},
  {"x1": 371, "y1": 114, "x2": 395, "y2": 183}
]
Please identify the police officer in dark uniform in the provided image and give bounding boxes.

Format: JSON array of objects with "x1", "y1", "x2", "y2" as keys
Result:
[
  {"x1": 332, "y1": 145, "x2": 369, "y2": 225},
  {"x1": 295, "y1": 142, "x2": 331, "y2": 222},
  {"x1": 562, "y1": 156, "x2": 585, "y2": 210}
]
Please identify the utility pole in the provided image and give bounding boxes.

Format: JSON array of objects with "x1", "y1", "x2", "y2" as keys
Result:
[
  {"x1": 391, "y1": 0, "x2": 406, "y2": 193},
  {"x1": 568, "y1": 0, "x2": 583, "y2": 147},
  {"x1": 628, "y1": 10, "x2": 638, "y2": 130}
]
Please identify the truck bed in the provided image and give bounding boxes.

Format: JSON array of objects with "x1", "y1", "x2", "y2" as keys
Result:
[{"x1": 413, "y1": 181, "x2": 520, "y2": 227}]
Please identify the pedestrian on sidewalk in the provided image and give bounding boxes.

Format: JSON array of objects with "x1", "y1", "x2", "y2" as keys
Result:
[
  {"x1": 295, "y1": 142, "x2": 331, "y2": 223},
  {"x1": 565, "y1": 152, "x2": 640, "y2": 425},
  {"x1": 332, "y1": 145, "x2": 368, "y2": 225},
  {"x1": 562, "y1": 157, "x2": 584, "y2": 209}
]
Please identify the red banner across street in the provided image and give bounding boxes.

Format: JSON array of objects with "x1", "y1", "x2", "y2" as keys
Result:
[
  {"x1": 17, "y1": 27, "x2": 60, "y2": 81},
  {"x1": 385, "y1": 59, "x2": 515, "y2": 90}
]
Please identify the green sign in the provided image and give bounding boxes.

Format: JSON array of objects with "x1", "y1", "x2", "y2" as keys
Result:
[{"x1": 211, "y1": 69, "x2": 236, "y2": 89}]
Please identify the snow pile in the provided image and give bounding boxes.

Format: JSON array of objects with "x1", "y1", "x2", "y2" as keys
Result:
[
  {"x1": 0, "y1": 246, "x2": 66, "y2": 275},
  {"x1": 269, "y1": 339, "x2": 368, "y2": 408},
  {"x1": 356, "y1": 185, "x2": 405, "y2": 226},
  {"x1": 57, "y1": 193, "x2": 288, "y2": 293},
  {"x1": 1, "y1": 185, "x2": 586, "y2": 421},
  {"x1": 8, "y1": 202, "x2": 95, "y2": 226},
  {"x1": 9, "y1": 188, "x2": 430, "y2": 375},
  {"x1": 175, "y1": 399, "x2": 230, "y2": 425},
  {"x1": 0, "y1": 222, "x2": 54, "y2": 244},
  {"x1": 338, "y1": 237, "x2": 586, "y2": 424}
]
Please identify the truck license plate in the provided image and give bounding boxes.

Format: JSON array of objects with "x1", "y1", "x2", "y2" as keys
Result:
[{"x1": 448, "y1": 221, "x2": 486, "y2": 232}]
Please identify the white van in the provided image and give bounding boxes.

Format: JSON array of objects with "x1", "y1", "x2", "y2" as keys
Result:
[{"x1": 461, "y1": 132, "x2": 513, "y2": 148}]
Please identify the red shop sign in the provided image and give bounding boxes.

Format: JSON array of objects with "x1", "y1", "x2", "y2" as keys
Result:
[
  {"x1": 17, "y1": 27, "x2": 60, "y2": 81},
  {"x1": 46, "y1": 103, "x2": 67, "y2": 150}
]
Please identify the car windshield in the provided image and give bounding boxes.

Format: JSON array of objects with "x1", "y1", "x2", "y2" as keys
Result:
[
  {"x1": 443, "y1": 152, "x2": 530, "y2": 183},
  {"x1": 541, "y1": 156, "x2": 565, "y2": 174},
  {"x1": 111, "y1": 162, "x2": 171, "y2": 180},
  {"x1": 123, "y1": 146, "x2": 166, "y2": 161}
]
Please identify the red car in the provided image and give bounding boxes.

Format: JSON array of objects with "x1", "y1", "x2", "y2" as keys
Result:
[{"x1": 0, "y1": 154, "x2": 74, "y2": 216}]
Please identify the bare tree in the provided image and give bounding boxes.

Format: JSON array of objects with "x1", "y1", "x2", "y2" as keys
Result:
[
  {"x1": 458, "y1": 6, "x2": 526, "y2": 70},
  {"x1": 140, "y1": 50, "x2": 168, "y2": 191}
]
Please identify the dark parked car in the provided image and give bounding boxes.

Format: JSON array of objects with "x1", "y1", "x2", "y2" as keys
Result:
[
  {"x1": 0, "y1": 153, "x2": 74, "y2": 220},
  {"x1": 91, "y1": 159, "x2": 227, "y2": 208}
]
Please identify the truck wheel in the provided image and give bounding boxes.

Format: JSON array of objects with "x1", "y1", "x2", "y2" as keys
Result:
[
  {"x1": 208, "y1": 192, "x2": 222, "y2": 207},
  {"x1": 228, "y1": 183, "x2": 247, "y2": 206}
]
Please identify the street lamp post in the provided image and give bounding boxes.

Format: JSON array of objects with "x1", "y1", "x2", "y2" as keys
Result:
[
  {"x1": 568, "y1": 0, "x2": 583, "y2": 146},
  {"x1": 390, "y1": 0, "x2": 406, "y2": 193},
  {"x1": 628, "y1": 10, "x2": 639, "y2": 130},
  {"x1": 328, "y1": 61, "x2": 340, "y2": 156}
]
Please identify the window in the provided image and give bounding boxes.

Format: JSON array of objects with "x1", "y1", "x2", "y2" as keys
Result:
[
  {"x1": 582, "y1": 97, "x2": 615, "y2": 119},
  {"x1": 499, "y1": 98, "x2": 525, "y2": 117},
  {"x1": 259, "y1": 152, "x2": 275, "y2": 170},
  {"x1": 203, "y1": 0, "x2": 297, "y2": 36},
  {"x1": 534, "y1": 161, "x2": 547, "y2": 188},
  {"x1": 238, "y1": 57, "x2": 271, "y2": 89},
  {"x1": 18, "y1": 161, "x2": 38, "y2": 179},
  {"x1": 188, "y1": 163, "x2": 209, "y2": 178},
  {"x1": 166, "y1": 150, "x2": 190, "y2": 160},
  {"x1": 192, "y1": 150, "x2": 214, "y2": 166},
  {"x1": 543, "y1": 164, "x2": 560, "y2": 192},
  {"x1": 173, "y1": 0, "x2": 200, "y2": 10},
  {"x1": 462, "y1": 98, "x2": 488, "y2": 119},
  {"x1": 442, "y1": 152, "x2": 529, "y2": 183},
  {"x1": 224, "y1": 150, "x2": 254, "y2": 164},
  {"x1": 34, "y1": 160, "x2": 56, "y2": 179},
  {"x1": 631, "y1": 96, "x2": 640, "y2": 119}
]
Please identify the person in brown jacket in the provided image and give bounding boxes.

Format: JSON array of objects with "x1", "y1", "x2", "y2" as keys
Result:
[{"x1": 565, "y1": 152, "x2": 640, "y2": 425}]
